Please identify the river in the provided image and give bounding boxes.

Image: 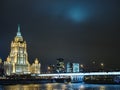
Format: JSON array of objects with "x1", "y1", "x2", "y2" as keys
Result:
[{"x1": 0, "y1": 83, "x2": 120, "y2": 90}]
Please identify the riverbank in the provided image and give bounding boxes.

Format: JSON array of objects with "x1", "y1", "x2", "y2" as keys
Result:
[
  {"x1": 83, "y1": 75, "x2": 120, "y2": 84},
  {"x1": 0, "y1": 77, "x2": 71, "y2": 85}
]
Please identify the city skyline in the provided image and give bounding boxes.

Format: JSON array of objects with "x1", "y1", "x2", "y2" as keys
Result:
[{"x1": 0, "y1": 0, "x2": 120, "y2": 70}]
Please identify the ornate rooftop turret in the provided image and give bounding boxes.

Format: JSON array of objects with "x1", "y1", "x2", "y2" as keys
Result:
[
  {"x1": 17, "y1": 24, "x2": 21, "y2": 36},
  {"x1": 14, "y1": 24, "x2": 23, "y2": 42}
]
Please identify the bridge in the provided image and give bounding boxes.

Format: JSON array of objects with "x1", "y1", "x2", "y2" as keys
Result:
[{"x1": 35, "y1": 72, "x2": 120, "y2": 82}]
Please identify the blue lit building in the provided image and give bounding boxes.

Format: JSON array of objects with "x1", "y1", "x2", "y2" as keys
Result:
[
  {"x1": 66, "y1": 62, "x2": 80, "y2": 73},
  {"x1": 73, "y1": 63, "x2": 79, "y2": 73}
]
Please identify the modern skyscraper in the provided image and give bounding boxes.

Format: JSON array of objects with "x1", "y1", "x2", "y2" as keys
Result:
[
  {"x1": 56, "y1": 58, "x2": 65, "y2": 73},
  {"x1": 66, "y1": 62, "x2": 80, "y2": 73},
  {"x1": 72, "y1": 63, "x2": 79, "y2": 73},
  {"x1": 66, "y1": 62, "x2": 72, "y2": 73},
  {"x1": 4, "y1": 25, "x2": 30, "y2": 75}
]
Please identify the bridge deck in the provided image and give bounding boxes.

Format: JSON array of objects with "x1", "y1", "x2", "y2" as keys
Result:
[{"x1": 36, "y1": 72, "x2": 120, "y2": 77}]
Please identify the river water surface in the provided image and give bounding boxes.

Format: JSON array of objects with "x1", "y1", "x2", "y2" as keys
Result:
[{"x1": 0, "y1": 83, "x2": 120, "y2": 90}]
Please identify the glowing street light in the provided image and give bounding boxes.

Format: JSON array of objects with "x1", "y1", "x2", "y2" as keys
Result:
[
  {"x1": 100, "y1": 62, "x2": 104, "y2": 71},
  {"x1": 80, "y1": 64, "x2": 84, "y2": 68},
  {"x1": 100, "y1": 63, "x2": 104, "y2": 67}
]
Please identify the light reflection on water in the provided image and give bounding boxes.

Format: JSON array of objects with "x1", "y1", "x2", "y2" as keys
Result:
[{"x1": 0, "y1": 83, "x2": 120, "y2": 90}]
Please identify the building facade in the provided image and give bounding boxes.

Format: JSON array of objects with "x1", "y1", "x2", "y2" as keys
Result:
[
  {"x1": 56, "y1": 58, "x2": 65, "y2": 73},
  {"x1": 47, "y1": 64, "x2": 56, "y2": 73},
  {"x1": 66, "y1": 62, "x2": 80, "y2": 73},
  {"x1": 31, "y1": 58, "x2": 41, "y2": 74},
  {"x1": 0, "y1": 58, "x2": 4, "y2": 76},
  {"x1": 73, "y1": 63, "x2": 79, "y2": 73},
  {"x1": 4, "y1": 25, "x2": 41, "y2": 75},
  {"x1": 4, "y1": 57, "x2": 13, "y2": 75},
  {"x1": 66, "y1": 62, "x2": 72, "y2": 73}
]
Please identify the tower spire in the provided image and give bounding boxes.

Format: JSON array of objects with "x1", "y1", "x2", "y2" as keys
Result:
[{"x1": 17, "y1": 24, "x2": 21, "y2": 36}]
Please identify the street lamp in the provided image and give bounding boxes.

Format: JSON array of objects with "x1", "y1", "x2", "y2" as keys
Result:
[
  {"x1": 80, "y1": 64, "x2": 84, "y2": 72},
  {"x1": 100, "y1": 62, "x2": 104, "y2": 71},
  {"x1": 80, "y1": 64, "x2": 84, "y2": 68}
]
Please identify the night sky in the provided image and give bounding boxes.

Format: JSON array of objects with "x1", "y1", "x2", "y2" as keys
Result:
[{"x1": 0, "y1": 0, "x2": 120, "y2": 71}]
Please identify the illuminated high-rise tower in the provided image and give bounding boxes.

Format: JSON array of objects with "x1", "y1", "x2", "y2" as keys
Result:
[
  {"x1": 56, "y1": 58, "x2": 65, "y2": 73},
  {"x1": 4, "y1": 25, "x2": 30, "y2": 75}
]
